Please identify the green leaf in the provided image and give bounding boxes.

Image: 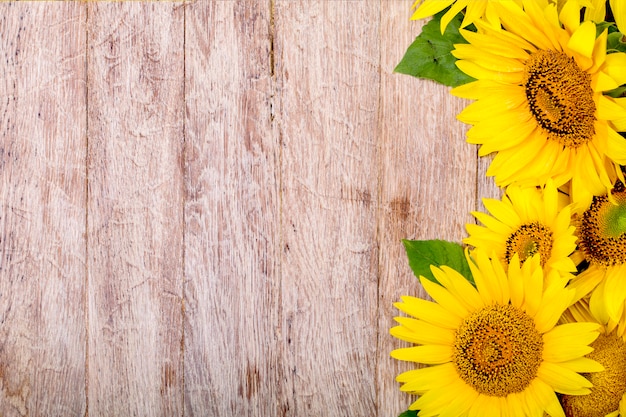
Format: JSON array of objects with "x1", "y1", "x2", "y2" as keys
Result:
[
  {"x1": 398, "y1": 410, "x2": 419, "y2": 417},
  {"x1": 608, "y1": 31, "x2": 626, "y2": 53},
  {"x1": 596, "y1": 21, "x2": 616, "y2": 37},
  {"x1": 605, "y1": 85, "x2": 626, "y2": 98},
  {"x1": 403, "y1": 239, "x2": 473, "y2": 284},
  {"x1": 394, "y1": 11, "x2": 475, "y2": 87}
]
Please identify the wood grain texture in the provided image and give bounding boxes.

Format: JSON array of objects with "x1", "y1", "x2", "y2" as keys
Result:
[
  {"x1": 86, "y1": 3, "x2": 184, "y2": 415},
  {"x1": 0, "y1": 3, "x2": 87, "y2": 416},
  {"x1": 377, "y1": 2, "x2": 478, "y2": 415},
  {"x1": 183, "y1": 1, "x2": 284, "y2": 416},
  {"x1": 476, "y1": 154, "x2": 504, "y2": 211},
  {"x1": 275, "y1": 1, "x2": 380, "y2": 414},
  {"x1": 0, "y1": 1, "x2": 491, "y2": 415}
]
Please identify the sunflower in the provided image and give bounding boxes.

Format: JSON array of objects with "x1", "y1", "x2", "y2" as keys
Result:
[
  {"x1": 451, "y1": 0, "x2": 626, "y2": 209},
  {"x1": 568, "y1": 180, "x2": 626, "y2": 320},
  {"x1": 390, "y1": 249, "x2": 601, "y2": 416},
  {"x1": 560, "y1": 297, "x2": 626, "y2": 416},
  {"x1": 464, "y1": 180, "x2": 577, "y2": 281},
  {"x1": 410, "y1": 0, "x2": 523, "y2": 33}
]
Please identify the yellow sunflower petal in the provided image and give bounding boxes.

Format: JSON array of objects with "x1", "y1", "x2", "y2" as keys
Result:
[
  {"x1": 542, "y1": 322, "x2": 599, "y2": 362},
  {"x1": 611, "y1": 0, "x2": 626, "y2": 35},
  {"x1": 508, "y1": 255, "x2": 526, "y2": 309},
  {"x1": 458, "y1": 29, "x2": 530, "y2": 60},
  {"x1": 470, "y1": 249, "x2": 510, "y2": 305},
  {"x1": 396, "y1": 363, "x2": 457, "y2": 392},
  {"x1": 395, "y1": 296, "x2": 463, "y2": 329},
  {"x1": 568, "y1": 20, "x2": 596, "y2": 69},
  {"x1": 598, "y1": 93, "x2": 626, "y2": 121},
  {"x1": 435, "y1": 265, "x2": 484, "y2": 310},
  {"x1": 441, "y1": 0, "x2": 469, "y2": 32},
  {"x1": 534, "y1": 285, "x2": 574, "y2": 333},
  {"x1": 527, "y1": 379, "x2": 567, "y2": 417},
  {"x1": 470, "y1": 395, "x2": 502, "y2": 417},
  {"x1": 482, "y1": 197, "x2": 521, "y2": 226},
  {"x1": 590, "y1": 268, "x2": 623, "y2": 324},
  {"x1": 607, "y1": 127, "x2": 626, "y2": 164},
  {"x1": 411, "y1": 0, "x2": 454, "y2": 20},
  {"x1": 524, "y1": 0, "x2": 560, "y2": 49},
  {"x1": 391, "y1": 318, "x2": 456, "y2": 345},
  {"x1": 612, "y1": 97, "x2": 626, "y2": 131},
  {"x1": 495, "y1": 1, "x2": 553, "y2": 50},
  {"x1": 457, "y1": 94, "x2": 524, "y2": 124},
  {"x1": 603, "y1": 52, "x2": 626, "y2": 86},
  {"x1": 603, "y1": 268, "x2": 626, "y2": 322},
  {"x1": 472, "y1": 211, "x2": 512, "y2": 235},
  {"x1": 455, "y1": 60, "x2": 524, "y2": 83},
  {"x1": 521, "y1": 256, "x2": 545, "y2": 317},
  {"x1": 589, "y1": 28, "x2": 608, "y2": 74},
  {"x1": 556, "y1": 356, "x2": 605, "y2": 373},
  {"x1": 537, "y1": 361, "x2": 593, "y2": 395},
  {"x1": 568, "y1": 267, "x2": 605, "y2": 304},
  {"x1": 583, "y1": 0, "x2": 607, "y2": 24},
  {"x1": 592, "y1": 68, "x2": 620, "y2": 92},
  {"x1": 460, "y1": 0, "x2": 486, "y2": 28},
  {"x1": 411, "y1": 383, "x2": 461, "y2": 413},
  {"x1": 390, "y1": 344, "x2": 453, "y2": 364},
  {"x1": 437, "y1": 379, "x2": 479, "y2": 416},
  {"x1": 453, "y1": 45, "x2": 526, "y2": 72},
  {"x1": 560, "y1": 0, "x2": 582, "y2": 32},
  {"x1": 420, "y1": 276, "x2": 470, "y2": 318}
]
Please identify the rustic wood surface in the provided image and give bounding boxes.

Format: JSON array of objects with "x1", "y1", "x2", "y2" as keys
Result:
[
  {"x1": 87, "y1": 3, "x2": 185, "y2": 415},
  {"x1": 0, "y1": 1, "x2": 492, "y2": 416}
]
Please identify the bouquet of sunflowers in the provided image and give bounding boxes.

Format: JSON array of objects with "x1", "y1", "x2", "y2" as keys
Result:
[{"x1": 391, "y1": 1, "x2": 626, "y2": 416}]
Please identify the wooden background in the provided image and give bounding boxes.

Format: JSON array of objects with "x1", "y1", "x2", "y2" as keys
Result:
[{"x1": 0, "y1": 1, "x2": 498, "y2": 416}]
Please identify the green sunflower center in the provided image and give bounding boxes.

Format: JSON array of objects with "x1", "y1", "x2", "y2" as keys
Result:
[
  {"x1": 505, "y1": 222, "x2": 553, "y2": 266},
  {"x1": 562, "y1": 333, "x2": 626, "y2": 417},
  {"x1": 578, "y1": 182, "x2": 626, "y2": 266},
  {"x1": 524, "y1": 50, "x2": 596, "y2": 148},
  {"x1": 453, "y1": 304, "x2": 543, "y2": 397}
]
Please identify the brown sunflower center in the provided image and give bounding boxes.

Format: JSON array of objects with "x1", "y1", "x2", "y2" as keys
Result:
[
  {"x1": 562, "y1": 333, "x2": 626, "y2": 417},
  {"x1": 505, "y1": 222, "x2": 553, "y2": 266},
  {"x1": 524, "y1": 50, "x2": 596, "y2": 148},
  {"x1": 578, "y1": 182, "x2": 626, "y2": 266},
  {"x1": 453, "y1": 304, "x2": 543, "y2": 396}
]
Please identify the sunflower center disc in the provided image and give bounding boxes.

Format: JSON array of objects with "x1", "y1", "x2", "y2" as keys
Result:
[
  {"x1": 562, "y1": 333, "x2": 626, "y2": 417},
  {"x1": 505, "y1": 222, "x2": 553, "y2": 266},
  {"x1": 524, "y1": 50, "x2": 596, "y2": 148},
  {"x1": 578, "y1": 182, "x2": 626, "y2": 266},
  {"x1": 453, "y1": 304, "x2": 543, "y2": 396}
]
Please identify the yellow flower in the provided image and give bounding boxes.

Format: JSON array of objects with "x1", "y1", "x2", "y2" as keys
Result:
[
  {"x1": 568, "y1": 180, "x2": 626, "y2": 320},
  {"x1": 390, "y1": 250, "x2": 600, "y2": 416},
  {"x1": 451, "y1": 0, "x2": 626, "y2": 209},
  {"x1": 410, "y1": 0, "x2": 522, "y2": 32},
  {"x1": 612, "y1": 0, "x2": 626, "y2": 35},
  {"x1": 560, "y1": 298, "x2": 626, "y2": 416},
  {"x1": 578, "y1": 0, "x2": 626, "y2": 35},
  {"x1": 613, "y1": 97, "x2": 626, "y2": 131},
  {"x1": 464, "y1": 180, "x2": 577, "y2": 280}
]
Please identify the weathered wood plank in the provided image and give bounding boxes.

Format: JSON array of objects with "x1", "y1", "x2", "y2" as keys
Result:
[
  {"x1": 183, "y1": 1, "x2": 283, "y2": 416},
  {"x1": 477, "y1": 154, "x2": 504, "y2": 210},
  {"x1": 0, "y1": 3, "x2": 87, "y2": 416},
  {"x1": 86, "y1": 3, "x2": 184, "y2": 415},
  {"x1": 275, "y1": 1, "x2": 380, "y2": 414},
  {"x1": 377, "y1": 2, "x2": 477, "y2": 415}
]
